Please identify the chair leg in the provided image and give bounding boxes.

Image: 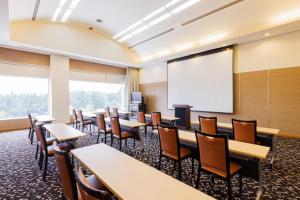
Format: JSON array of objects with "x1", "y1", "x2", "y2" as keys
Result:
[
  {"x1": 125, "y1": 139, "x2": 128, "y2": 147},
  {"x1": 39, "y1": 152, "x2": 44, "y2": 169},
  {"x1": 35, "y1": 144, "x2": 39, "y2": 159},
  {"x1": 158, "y1": 153, "x2": 162, "y2": 170},
  {"x1": 28, "y1": 128, "x2": 32, "y2": 139},
  {"x1": 104, "y1": 134, "x2": 107, "y2": 144},
  {"x1": 43, "y1": 155, "x2": 48, "y2": 181},
  {"x1": 191, "y1": 158, "x2": 194, "y2": 175},
  {"x1": 239, "y1": 173, "x2": 243, "y2": 196},
  {"x1": 96, "y1": 130, "x2": 100, "y2": 143},
  {"x1": 178, "y1": 160, "x2": 182, "y2": 180},
  {"x1": 111, "y1": 135, "x2": 113, "y2": 146},
  {"x1": 119, "y1": 139, "x2": 122, "y2": 151},
  {"x1": 227, "y1": 179, "x2": 232, "y2": 200},
  {"x1": 30, "y1": 130, "x2": 34, "y2": 145},
  {"x1": 133, "y1": 138, "x2": 136, "y2": 149},
  {"x1": 195, "y1": 164, "x2": 201, "y2": 188},
  {"x1": 173, "y1": 160, "x2": 176, "y2": 172},
  {"x1": 81, "y1": 125, "x2": 84, "y2": 132},
  {"x1": 144, "y1": 126, "x2": 147, "y2": 138}
]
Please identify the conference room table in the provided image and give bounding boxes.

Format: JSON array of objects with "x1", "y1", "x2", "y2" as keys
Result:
[
  {"x1": 71, "y1": 143, "x2": 215, "y2": 200},
  {"x1": 34, "y1": 115, "x2": 56, "y2": 123},
  {"x1": 178, "y1": 130, "x2": 270, "y2": 200},
  {"x1": 191, "y1": 120, "x2": 279, "y2": 164},
  {"x1": 144, "y1": 113, "x2": 180, "y2": 125},
  {"x1": 97, "y1": 108, "x2": 131, "y2": 119},
  {"x1": 43, "y1": 123, "x2": 86, "y2": 142}
]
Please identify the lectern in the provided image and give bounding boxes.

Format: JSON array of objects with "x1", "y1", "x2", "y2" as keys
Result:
[{"x1": 173, "y1": 104, "x2": 192, "y2": 130}]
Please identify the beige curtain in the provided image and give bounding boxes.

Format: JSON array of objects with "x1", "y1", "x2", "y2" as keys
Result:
[{"x1": 125, "y1": 67, "x2": 140, "y2": 110}]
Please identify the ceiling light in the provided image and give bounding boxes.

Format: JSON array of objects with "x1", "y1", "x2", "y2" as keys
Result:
[
  {"x1": 51, "y1": 7, "x2": 62, "y2": 21},
  {"x1": 165, "y1": 0, "x2": 181, "y2": 8},
  {"x1": 264, "y1": 33, "x2": 270, "y2": 37},
  {"x1": 113, "y1": 30, "x2": 127, "y2": 39},
  {"x1": 132, "y1": 25, "x2": 149, "y2": 35},
  {"x1": 171, "y1": 0, "x2": 202, "y2": 15},
  {"x1": 69, "y1": 0, "x2": 81, "y2": 9},
  {"x1": 175, "y1": 43, "x2": 195, "y2": 52},
  {"x1": 272, "y1": 9, "x2": 300, "y2": 23},
  {"x1": 141, "y1": 55, "x2": 154, "y2": 62},
  {"x1": 61, "y1": 9, "x2": 73, "y2": 23},
  {"x1": 157, "y1": 49, "x2": 172, "y2": 57},
  {"x1": 143, "y1": 7, "x2": 165, "y2": 21},
  {"x1": 58, "y1": 0, "x2": 67, "y2": 7},
  {"x1": 200, "y1": 33, "x2": 228, "y2": 44},
  {"x1": 118, "y1": 34, "x2": 133, "y2": 42},
  {"x1": 126, "y1": 20, "x2": 143, "y2": 31},
  {"x1": 149, "y1": 13, "x2": 172, "y2": 26}
]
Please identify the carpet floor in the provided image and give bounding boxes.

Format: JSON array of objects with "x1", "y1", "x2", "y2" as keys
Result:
[{"x1": 0, "y1": 127, "x2": 299, "y2": 200}]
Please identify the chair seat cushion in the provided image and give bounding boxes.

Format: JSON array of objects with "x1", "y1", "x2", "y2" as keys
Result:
[
  {"x1": 86, "y1": 175, "x2": 108, "y2": 191},
  {"x1": 46, "y1": 136, "x2": 56, "y2": 145},
  {"x1": 202, "y1": 162, "x2": 242, "y2": 178},
  {"x1": 100, "y1": 128, "x2": 112, "y2": 134},
  {"x1": 113, "y1": 131, "x2": 135, "y2": 139},
  {"x1": 83, "y1": 120, "x2": 93, "y2": 125},
  {"x1": 47, "y1": 142, "x2": 75, "y2": 155},
  {"x1": 162, "y1": 147, "x2": 192, "y2": 160}
]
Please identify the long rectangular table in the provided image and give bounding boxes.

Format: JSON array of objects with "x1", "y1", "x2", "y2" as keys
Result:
[
  {"x1": 178, "y1": 130, "x2": 270, "y2": 200},
  {"x1": 145, "y1": 113, "x2": 180, "y2": 122},
  {"x1": 43, "y1": 123, "x2": 86, "y2": 142},
  {"x1": 34, "y1": 115, "x2": 56, "y2": 123},
  {"x1": 71, "y1": 143, "x2": 215, "y2": 200}
]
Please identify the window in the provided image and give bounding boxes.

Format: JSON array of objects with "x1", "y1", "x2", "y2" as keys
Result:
[
  {"x1": 69, "y1": 80, "x2": 124, "y2": 112},
  {"x1": 0, "y1": 76, "x2": 49, "y2": 119}
]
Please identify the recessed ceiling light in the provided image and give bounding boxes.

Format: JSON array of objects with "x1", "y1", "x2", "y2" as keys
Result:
[
  {"x1": 61, "y1": 9, "x2": 72, "y2": 23},
  {"x1": 171, "y1": 0, "x2": 202, "y2": 15},
  {"x1": 165, "y1": 0, "x2": 181, "y2": 8},
  {"x1": 143, "y1": 7, "x2": 165, "y2": 21},
  {"x1": 126, "y1": 20, "x2": 143, "y2": 32},
  {"x1": 132, "y1": 25, "x2": 149, "y2": 35},
  {"x1": 51, "y1": 7, "x2": 62, "y2": 21},
  {"x1": 69, "y1": 0, "x2": 81, "y2": 9},
  {"x1": 149, "y1": 13, "x2": 172, "y2": 26},
  {"x1": 118, "y1": 34, "x2": 133, "y2": 42},
  {"x1": 264, "y1": 33, "x2": 270, "y2": 37}
]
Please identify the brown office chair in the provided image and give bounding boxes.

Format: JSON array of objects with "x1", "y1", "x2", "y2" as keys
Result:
[
  {"x1": 72, "y1": 109, "x2": 80, "y2": 129},
  {"x1": 137, "y1": 112, "x2": 152, "y2": 137},
  {"x1": 157, "y1": 125, "x2": 193, "y2": 180},
  {"x1": 111, "y1": 108, "x2": 119, "y2": 118},
  {"x1": 198, "y1": 116, "x2": 217, "y2": 135},
  {"x1": 232, "y1": 119, "x2": 257, "y2": 144},
  {"x1": 77, "y1": 110, "x2": 93, "y2": 132},
  {"x1": 104, "y1": 107, "x2": 110, "y2": 118},
  {"x1": 151, "y1": 112, "x2": 162, "y2": 138},
  {"x1": 110, "y1": 117, "x2": 136, "y2": 151},
  {"x1": 27, "y1": 112, "x2": 36, "y2": 144},
  {"x1": 53, "y1": 142, "x2": 112, "y2": 200},
  {"x1": 75, "y1": 166, "x2": 113, "y2": 200},
  {"x1": 195, "y1": 131, "x2": 242, "y2": 198},
  {"x1": 96, "y1": 114, "x2": 112, "y2": 144},
  {"x1": 35, "y1": 123, "x2": 74, "y2": 181}
]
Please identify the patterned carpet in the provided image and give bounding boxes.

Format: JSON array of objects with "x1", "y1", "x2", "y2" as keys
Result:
[{"x1": 0, "y1": 127, "x2": 299, "y2": 200}]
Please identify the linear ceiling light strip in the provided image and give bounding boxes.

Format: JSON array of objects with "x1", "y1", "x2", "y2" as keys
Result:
[
  {"x1": 182, "y1": 0, "x2": 244, "y2": 26},
  {"x1": 32, "y1": 0, "x2": 41, "y2": 21},
  {"x1": 129, "y1": 28, "x2": 175, "y2": 49}
]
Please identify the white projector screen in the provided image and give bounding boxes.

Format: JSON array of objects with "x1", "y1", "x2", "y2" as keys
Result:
[{"x1": 168, "y1": 49, "x2": 233, "y2": 113}]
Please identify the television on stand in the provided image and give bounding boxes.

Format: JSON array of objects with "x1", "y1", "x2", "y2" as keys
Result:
[{"x1": 131, "y1": 92, "x2": 142, "y2": 104}]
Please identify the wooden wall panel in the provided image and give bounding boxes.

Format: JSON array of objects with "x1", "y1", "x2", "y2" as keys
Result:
[
  {"x1": 69, "y1": 59, "x2": 126, "y2": 75},
  {"x1": 269, "y1": 67, "x2": 300, "y2": 132},
  {"x1": 140, "y1": 67, "x2": 300, "y2": 134},
  {"x1": 0, "y1": 47, "x2": 50, "y2": 66}
]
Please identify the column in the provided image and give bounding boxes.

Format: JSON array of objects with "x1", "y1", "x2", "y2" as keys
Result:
[{"x1": 0, "y1": 0, "x2": 10, "y2": 42}]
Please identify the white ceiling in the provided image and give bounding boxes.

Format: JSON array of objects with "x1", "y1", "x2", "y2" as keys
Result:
[{"x1": 8, "y1": 0, "x2": 300, "y2": 63}]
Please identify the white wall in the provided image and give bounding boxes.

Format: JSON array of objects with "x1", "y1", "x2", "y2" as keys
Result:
[
  {"x1": 49, "y1": 55, "x2": 70, "y2": 123},
  {"x1": 140, "y1": 30, "x2": 300, "y2": 82},
  {"x1": 0, "y1": 0, "x2": 9, "y2": 41},
  {"x1": 10, "y1": 20, "x2": 138, "y2": 65}
]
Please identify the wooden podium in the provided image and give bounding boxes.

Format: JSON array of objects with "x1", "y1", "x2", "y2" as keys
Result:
[{"x1": 173, "y1": 104, "x2": 192, "y2": 130}]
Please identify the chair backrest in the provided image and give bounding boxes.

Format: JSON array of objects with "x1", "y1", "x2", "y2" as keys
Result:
[
  {"x1": 110, "y1": 117, "x2": 121, "y2": 138},
  {"x1": 232, "y1": 119, "x2": 257, "y2": 144},
  {"x1": 158, "y1": 125, "x2": 180, "y2": 157},
  {"x1": 75, "y1": 166, "x2": 111, "y2": 200},
  {"x1": 96, "y1": 114, "x2": 106, "y2": 131},
  {"x1": 195, "y1": 131, "x2": 229, "y2": 177},
  {"x1": 35, "y1": 123, "x2": 47, "y2": 151},
  {"x1": 104, "y1": 107, "x2": 110, "y2": 117},
  {"x1": 198, "y1": 116, "x2": 217, "y2": 135},
  {"x1": 72, "y1": 109, "x2": 78, "y2": 122},
  {"x1": 151, "y1": 112, "x2": 162, "y2": 127},
  {"x1": 27, "y1": 112, "x2": 35, "y2": 129},
  {"x1": 111, "y1": 108, "x2": 119, "y2": 117},
  {"x1": 137, "y1": 112, "x2": 146, "y2": 123},
  {"x1": 77, "y1": 110, "x2": 84, "y2": 123},
  {"x1": 53, "y1": 141, "x2": 78, "y2": 200}
]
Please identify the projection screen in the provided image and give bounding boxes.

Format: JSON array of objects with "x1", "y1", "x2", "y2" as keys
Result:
[{"x1": 167, "y1": 49, "x2": 233, "y2": 113}]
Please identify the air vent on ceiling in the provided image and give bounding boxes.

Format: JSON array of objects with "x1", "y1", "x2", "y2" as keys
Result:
[
  {"x1": 129, "y1": 28, "x2": 175, "y2": 49},
  {"x1": 182, "y1": 0, "x2": 244, "y2": 26},
  {"x1": 32, "y1": 0, "x2": 41, "y2": 21},
  {"x1": 96, "y1": 19, "x2": 103, "y2": 23}
]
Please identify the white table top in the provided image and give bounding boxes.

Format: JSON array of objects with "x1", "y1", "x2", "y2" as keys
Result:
[
  {"x1": 179, "y1": 130, "x2": 270, "y2": 159},
  {"x1": 43, "y1": 123, "x2": 86, "y2": 142},
  {"x1": 105, "y1": 117, "x2": 145, "y2": 128},
  {"x1": 34, "y1": 115, "x2": 56, "y2": 123},
  {"x1": 71, "y1": 144, "x2": 215, "y2": 200},
  {"x1": 145, "y1": 114, "x2": 180, "y2": 121},
  {"x1": 191, "y1": 121, "x2": 279, "y2": 136},
  {"x1": 97, "y1": 109, "x2": 131, "y2": 115}
]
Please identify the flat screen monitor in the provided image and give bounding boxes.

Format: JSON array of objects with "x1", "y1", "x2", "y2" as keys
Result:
[{"x1": 131, "y1": 92, "x2": 142, "y2": 103}]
